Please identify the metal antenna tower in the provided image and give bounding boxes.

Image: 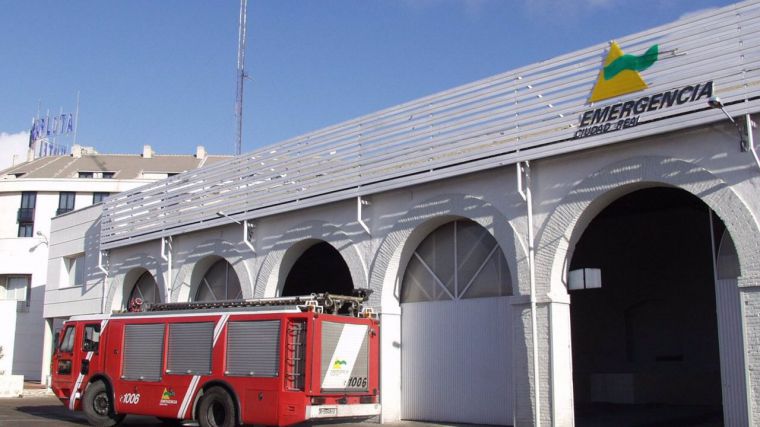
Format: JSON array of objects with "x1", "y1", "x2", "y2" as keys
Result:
[{"x1": 234, "y1": 0, "x2": 248, "y2": 156}]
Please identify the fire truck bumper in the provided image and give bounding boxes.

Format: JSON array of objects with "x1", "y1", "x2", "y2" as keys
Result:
[{"x1": 305, "y1": 403, "x2": 381, "y2": 419}]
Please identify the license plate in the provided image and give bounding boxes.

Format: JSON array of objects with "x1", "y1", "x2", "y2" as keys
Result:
[{"x1": 319, "y1": 407, "x2": 337, "y2": 416}]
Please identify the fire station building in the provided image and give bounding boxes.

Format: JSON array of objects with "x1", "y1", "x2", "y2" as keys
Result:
[{"x1": 43, "y1": 2, "x2": 760, "y2": 425}]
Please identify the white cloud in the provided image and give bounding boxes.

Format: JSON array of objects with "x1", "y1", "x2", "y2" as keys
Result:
[{"x1": 0, "y1": 132, "x2": 31, "y2": 171}]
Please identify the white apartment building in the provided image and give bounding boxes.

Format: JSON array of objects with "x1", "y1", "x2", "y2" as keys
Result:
[{"x1": 0, "y1": 144, "x2": 229, "y2": 381}]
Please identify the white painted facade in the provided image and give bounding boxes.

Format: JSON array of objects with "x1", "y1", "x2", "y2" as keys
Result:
[
  {"x1": 44, "y1": 2, "x2": 760, "y2": 425},
  {"x1": 0, "y1": 145, "x2": 228, "y2": 382},
  {"x1": 0, "y1": 177, "x2": 153, "y2": 381}
]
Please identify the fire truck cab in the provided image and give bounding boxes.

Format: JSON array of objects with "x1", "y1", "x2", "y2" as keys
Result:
[{"x1": 51, "y1": 293, "x2": 380, "y2": 427}]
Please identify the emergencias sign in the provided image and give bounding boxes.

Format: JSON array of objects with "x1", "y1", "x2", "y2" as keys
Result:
[
  {"x1": 574, "y1": 41, "x2": 714, "y2": 140},
  {"x1": 574, "y1": 81, "x2": 714, "y2": 139}
]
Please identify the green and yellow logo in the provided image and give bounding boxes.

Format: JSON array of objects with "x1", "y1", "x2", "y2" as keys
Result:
[
  {"x1": 159, "y1": 387, "x2": 177, "y2": 406},
  {"x1": 332, "y1": 360, "x2": 347, "y2": 369},
  {"x1": 589, "y1": 41, "x2": 659, "y2": 103},
  {"x1": 161, "y1": 388, "x2": 175, "y2": 400}
]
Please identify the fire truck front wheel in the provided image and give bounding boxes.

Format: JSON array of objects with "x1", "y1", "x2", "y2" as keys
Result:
[
  {"x1": 197, "y1": 386, "x2": 238, "y2": 427},
  {"x1": 82, "y1": 381, "x2": 125, "y2": 427}
]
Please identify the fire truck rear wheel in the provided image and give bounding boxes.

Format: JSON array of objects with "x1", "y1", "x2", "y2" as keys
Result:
[
  {"x1": 82, "y1": 381, "x2": 125, "y2": 427},
  {"x1": 197, "y1": 387, "x2": 237, "y2": 427}
]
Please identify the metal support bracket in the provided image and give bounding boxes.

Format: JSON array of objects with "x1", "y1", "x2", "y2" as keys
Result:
[
  {"x1": 516, "y1": 162, "x2": 527, "y2": 202},
  {"x1": 160, "y1": 236, "x2": 172, "y2": 262},
  {"x1": 243, "y1": 219, "x2": 256, "y2": 253},
  {"x1": 97, "y1": 250, "x2": 109, "y2": 276},
  {"x1": 217, "y1": 211, "x2": 255, "y2": 253},
  {"x1": 357, "y1": 196, "x2": 371, "y2": 235}
]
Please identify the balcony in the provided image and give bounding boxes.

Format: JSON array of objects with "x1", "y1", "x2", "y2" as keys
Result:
[{"x1": 17, "y1": 208, "x2": 35, "y2": 223}]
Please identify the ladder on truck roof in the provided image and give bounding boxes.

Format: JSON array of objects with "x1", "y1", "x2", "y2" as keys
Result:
[{"x1": 142, "y1": 290, "x2": 374, "y2": 316}]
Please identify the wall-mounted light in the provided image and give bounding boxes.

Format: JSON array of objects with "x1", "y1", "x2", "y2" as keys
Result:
[
  {"x1": 568, "y1": 268, "x2": 602, "y2": 291},
  {"x1": 35, "y1": 230, "x2": 49, "y2": 245},
  {"x1": 708, "y1": 96, "x2": 748, "y2": 151}
]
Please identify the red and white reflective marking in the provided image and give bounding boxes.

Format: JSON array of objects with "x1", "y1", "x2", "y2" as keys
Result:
[{"x1": 68, "y1": 319, "x2": 109, "y2": 411}]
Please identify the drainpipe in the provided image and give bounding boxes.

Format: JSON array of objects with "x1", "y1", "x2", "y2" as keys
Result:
[
  {"x1": 745, "y1": 114, "x2": 760, "y2": 171},
  {"x1": 517, "y1": 161, "x2": 541, "y2": 427},
  {"x1": 357, "y1": 196, "x2": 371, "y2": 287},
  {"x1": 161, "y1": 237, "x2": 172, "y2": 302},
  {"x1": 98, "y1": 250, "x2": 108, "y2": 313}
]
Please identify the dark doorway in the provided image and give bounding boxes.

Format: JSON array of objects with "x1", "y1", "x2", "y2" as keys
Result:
[
  {"x1": 282, "y1": 241, "x2": 354, "y2": 296},
  {"x1": 570, "y1": 187, "x2": 724, "y2": 426}
]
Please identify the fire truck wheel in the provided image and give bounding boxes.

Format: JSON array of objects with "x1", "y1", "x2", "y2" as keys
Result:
[
  {"x1": 82, "y1": 381, "x2": 125, "y2": 427},
  {"x1": 197, "y1": 387, "x2": 237, "y2": 427}
]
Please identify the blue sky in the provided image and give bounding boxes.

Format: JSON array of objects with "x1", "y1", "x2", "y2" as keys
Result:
[{"x1": 0, "y1": 0, "x2": 736, "y2": 156}]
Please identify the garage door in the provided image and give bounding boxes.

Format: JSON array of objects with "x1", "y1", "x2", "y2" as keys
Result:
[{"x1": 401, "y1": 220, "x2": 513, "y2": 425}]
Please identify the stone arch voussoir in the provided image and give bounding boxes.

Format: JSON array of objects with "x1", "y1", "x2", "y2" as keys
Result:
[
  {"x1": 255, "y1": 219, "x2": 366, "y2": 298},
  {"x1": 537, "y1": 155, "x2": 760, "y2": 297},
  {"x1": 172, "y1": 238, "x2": 253, "y2": 302},
  {"x1": 107, "y1": 253, "x2": 162, "y2": 312},
  {"x1": 373, "y1": 192, "x2": 523, "y2": 311}
]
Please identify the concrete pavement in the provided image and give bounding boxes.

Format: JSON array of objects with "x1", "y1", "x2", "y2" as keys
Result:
[{"x1": 0, "y1": 394, "x2": 726, "y2": 427}]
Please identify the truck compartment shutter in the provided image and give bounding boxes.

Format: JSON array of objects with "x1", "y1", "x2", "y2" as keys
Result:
[
  {"x1": 320, "y1": 321, "x2": 369, "y2": 392},
  {"x1": 122, "y1": 323, "x2": 165, "y2": 381},
  {"x1": 167, "y1": 322, "x2": 214, "y2": 375},
  {"x1": 225, "y1": 320, "x2": 281, "y2": 377}
]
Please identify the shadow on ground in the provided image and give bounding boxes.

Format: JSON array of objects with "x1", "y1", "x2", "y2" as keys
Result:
[
  {"x1": 15, "y1": 405, "x2": 88, "y2": 424},
  {"x1": 575, "y1": 403, "x2": 723, "y2": 427}
]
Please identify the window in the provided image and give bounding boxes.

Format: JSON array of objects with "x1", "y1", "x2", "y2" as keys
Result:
[
  {"x1": 126, "y1": 271, "x2": 160, "y2": 311},
  {"x1": 0, "y1": 275, "x2": 31, "y2": 311},
  {"x1": 58, "y1": 326, "x2": 76, "y2": 353},
  {"x1": 65, "y1": 255, "x2": 86, "y2": 286},
  {"x1": 20, "y1": 192, "x2": 36, "y2": 209},
  {"x1": 83, "y1": 324, "x2": 101, "y2": 352},
  {"x1": 17, "y1": 192, "x2": 36, "y2": 236},
  {"x1": 57, "y1": 192, "x2": 76, "y2": 215},
  {"x1": 78, "y1": 171, "x2": 115, "y2": 179},
  {"x1": 401, "y1": 220, "x2": 512, "y2": 303},
  {"x1": 194, "y1": 259, "x2": 242, "y2": 301},
  {"x1": 141, "y1": 172, "x2": 169, "y2": 179},
  {"x1": 17, "y1": 223, "x2": 33, "y2": 238},
  {"x1": 93, "y1": 192, "x2": 110, "y2": 204}
]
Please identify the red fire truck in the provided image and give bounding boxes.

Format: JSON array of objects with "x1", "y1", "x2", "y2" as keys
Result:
[{"x1": 51, "y1": 293, "x2": 380, "y2": 427}]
